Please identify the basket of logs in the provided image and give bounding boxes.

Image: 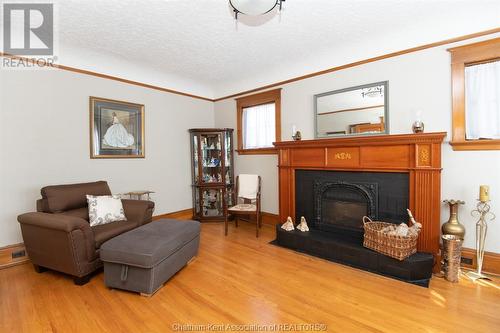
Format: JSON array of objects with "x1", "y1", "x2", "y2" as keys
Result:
[{"x1": 363, "y1": 210, "x2": 422, "y2": 261}]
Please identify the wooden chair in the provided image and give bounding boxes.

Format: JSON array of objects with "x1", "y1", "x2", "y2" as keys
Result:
[{"x1": 224, "y1": 175, "x2": 262, "y2": 237}]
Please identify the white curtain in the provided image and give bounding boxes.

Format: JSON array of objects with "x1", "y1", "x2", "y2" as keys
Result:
[
  {"x1": 465, "y1": 60, "x2": 500, "y2": 140},
  {"x1": 243, "y1": 102, "x2": 276, "y2": 149}
]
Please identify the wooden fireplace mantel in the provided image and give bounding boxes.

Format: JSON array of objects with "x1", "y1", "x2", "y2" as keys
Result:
[{"x1": 273, "y1": 132, "x2": 447, "y2": 263}]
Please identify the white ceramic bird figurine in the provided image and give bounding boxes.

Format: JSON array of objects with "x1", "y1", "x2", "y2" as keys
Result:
[
  {"x1": 297, "y1": 216, "x2": 309, "y2": 232},
  {"x1": 281, "y1": 216, "x2": 295, "y2": 231}
]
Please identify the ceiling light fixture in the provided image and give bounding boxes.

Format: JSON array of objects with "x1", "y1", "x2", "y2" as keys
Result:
[{"x1": 229, "y1": 0, "x2": 285, "y2": 19}]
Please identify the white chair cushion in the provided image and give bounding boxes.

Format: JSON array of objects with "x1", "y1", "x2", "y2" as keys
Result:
[
  {"x1": 238, "y1": 174, "x2": 259, "y2": 200},
  {"x1": 228, "y1": 204, "x2": 257, "y2": 212}
]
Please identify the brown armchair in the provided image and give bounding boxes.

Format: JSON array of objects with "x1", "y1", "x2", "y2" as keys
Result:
[{"x1": 17, "y1": 181, "x2": 154, "y2": 285}]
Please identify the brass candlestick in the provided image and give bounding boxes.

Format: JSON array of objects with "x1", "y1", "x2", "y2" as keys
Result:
[{"x1": 466, "y1": 200, "x2": 495, "y2": 282}]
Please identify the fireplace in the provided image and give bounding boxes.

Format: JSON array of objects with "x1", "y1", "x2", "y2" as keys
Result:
[
  {"x1": 296, "y1": 170, "x2": 408, "y2": 242},
  {"x1": 314, "y1": 180, "x2": 377, "y2": 234},
  {"x1": 276, "y1": 169, "x2": 432, "y2": 287},
  {"x1": 273, "y1": 132, "x2": 446, "y2": 286}
]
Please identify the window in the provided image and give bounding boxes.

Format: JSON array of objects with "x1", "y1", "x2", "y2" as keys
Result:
[
  {"x1": 236, "y1": 89, "x2": 281, "y2": 154},
  {"x1": 242, "y1": 102, "x2": 276, "y2": 149},
  {"x1": 449, "y1": 38, "x2": 500, "y2": 150},
  {"x1": 465, "y1": 60, "x2": 500, "y2": 140}
]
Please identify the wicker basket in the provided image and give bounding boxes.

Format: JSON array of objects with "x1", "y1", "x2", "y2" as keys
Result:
[{"x1": 363, "y1": 216, "x2": 419, "y2": 261}]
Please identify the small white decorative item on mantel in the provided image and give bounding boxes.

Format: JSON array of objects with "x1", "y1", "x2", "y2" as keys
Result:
[
  {"x1": 412, "y1": 109, "x2": 425, "y2": 133},
  {"x1": 297, "y1": 216, "x2": 309, "y2": 232},
  {"x1": 281, "y1": 216, "x2": 295, "y2": 231}
]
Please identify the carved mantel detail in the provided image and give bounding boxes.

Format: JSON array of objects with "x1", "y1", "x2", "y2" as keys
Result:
[
  {"x1": 334, "y1": 152, "x2": 352, "y2": 160},
  {"x1": 274, "y1": 132, "x2": 447, "y2": 268}
]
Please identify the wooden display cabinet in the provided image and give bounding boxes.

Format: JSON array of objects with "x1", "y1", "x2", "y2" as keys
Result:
[{"x1": 189, "y1": 128, "x2": 234, "y2": 222}]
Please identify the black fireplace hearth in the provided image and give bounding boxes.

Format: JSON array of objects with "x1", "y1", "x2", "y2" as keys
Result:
[
  {"x1": 274, "y1": 170, "x2": 434, "y2": 287},
  {"x1": 275, "y1": 226, "x2": 433, "y2": 286}
]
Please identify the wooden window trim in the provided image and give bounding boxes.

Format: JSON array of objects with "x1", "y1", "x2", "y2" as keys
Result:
[
  {"x1": 448, "y1": 37, "x2": 500, "y2": 151},
  {"x1": 236, "y1": 88, "x2": 281, "y2": 155}
]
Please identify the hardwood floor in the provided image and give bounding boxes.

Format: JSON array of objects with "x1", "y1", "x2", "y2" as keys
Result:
[{"x1": 1, "y1": 222, "x2": 499, "y2": 333}]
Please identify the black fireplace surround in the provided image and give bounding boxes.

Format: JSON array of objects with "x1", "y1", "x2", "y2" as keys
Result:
[{"x1": 275, "y1": 170, "x2": 433, "y2": 287}]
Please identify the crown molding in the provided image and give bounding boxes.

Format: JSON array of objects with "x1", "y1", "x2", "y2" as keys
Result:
[
  {"x1": 1, "y1": 27, "x2": 499, "y2": 104},
  {"x1": 213, "y1": 27, "x2": 500, "y2": 102},
  {"x1": 0, "y1": 52, "x2": 214, "y2": 102}
]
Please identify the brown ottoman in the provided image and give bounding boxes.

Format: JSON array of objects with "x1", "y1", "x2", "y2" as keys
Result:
[{"x1": 100, "y1": 219, "x2": 200, "y2": 296}]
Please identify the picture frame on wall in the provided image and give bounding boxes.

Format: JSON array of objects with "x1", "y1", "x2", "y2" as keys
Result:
[{"x1": 89, "y1": 96, "x2": 145, "y2": 158}]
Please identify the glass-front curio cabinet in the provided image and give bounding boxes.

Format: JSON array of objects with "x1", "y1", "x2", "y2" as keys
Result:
[{"x1": 189, "y1": 128, "x2": 234, "y2": 222}]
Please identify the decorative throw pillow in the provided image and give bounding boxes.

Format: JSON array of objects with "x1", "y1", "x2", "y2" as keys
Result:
[{"x1": 86, "y1": 195, "x2": 127, "y2": 227}]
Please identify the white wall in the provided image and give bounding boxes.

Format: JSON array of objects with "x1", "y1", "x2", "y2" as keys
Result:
[
  {"x1": 214, "y1": 34, "x2": 500, "y2": 253},
  {"x1": 0, "y1": 68, "x2": 214, "y2": 247}
]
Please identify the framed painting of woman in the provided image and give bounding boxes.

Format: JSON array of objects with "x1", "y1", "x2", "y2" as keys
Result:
[{"x1": 90, "y1": 97, "x2": 145, "y2": 158}]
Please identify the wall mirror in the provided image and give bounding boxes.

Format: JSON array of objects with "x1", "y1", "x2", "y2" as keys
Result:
[{"x1": 314, "y1": 81, "x2": 389, "y2": 138}]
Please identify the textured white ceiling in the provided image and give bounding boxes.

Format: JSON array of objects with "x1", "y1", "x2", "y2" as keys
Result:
[{"x1": 49, "y1": 0, "x2": 500, "y2": 97}]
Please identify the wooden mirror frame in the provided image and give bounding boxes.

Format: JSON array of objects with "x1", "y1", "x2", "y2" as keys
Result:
[
  {"x1": 313, "y1": 81, "x2": 389, "y2": 139},
  {"x1": 448, "y1": 37, "x2": 500, "y2": 151}
]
